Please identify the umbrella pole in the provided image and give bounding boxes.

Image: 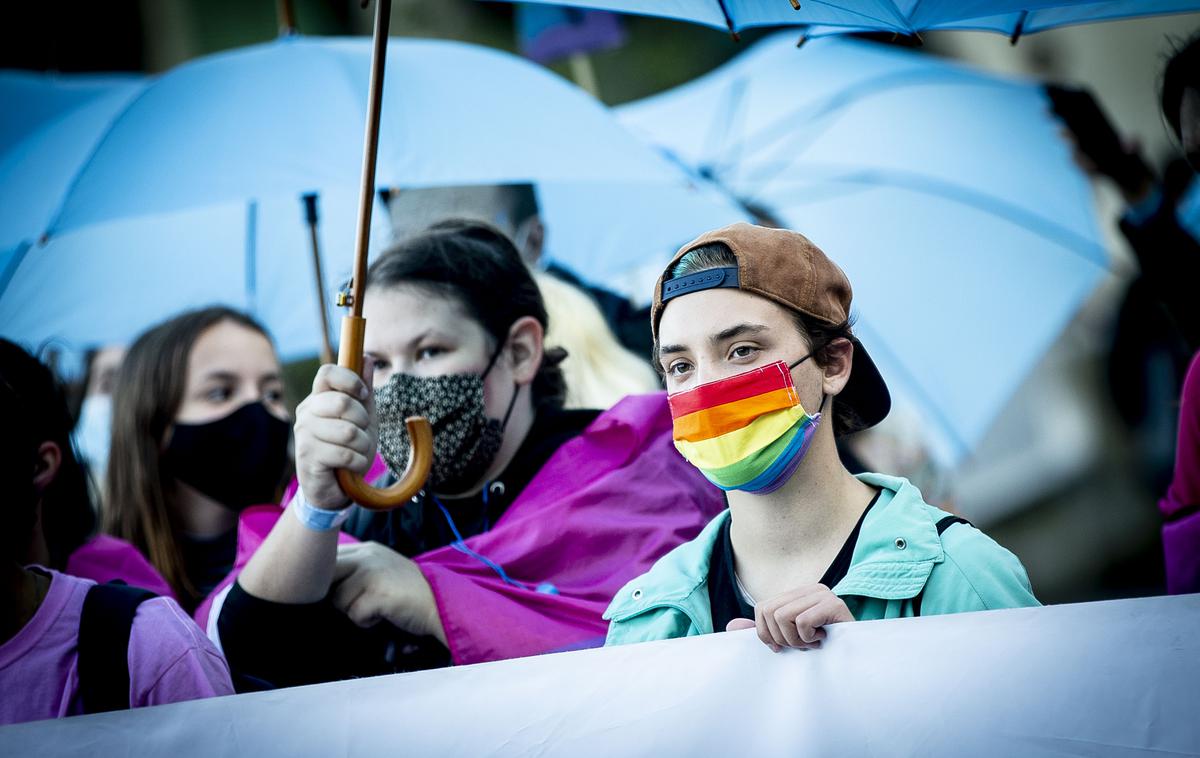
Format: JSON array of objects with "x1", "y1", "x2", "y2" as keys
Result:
[
  {"x1": 277, "y1": 0, "x2": 297, "y2": 35},
  {"x1": 335, "y1": 0, "x2": 432, "y2": 510},
  {"x1": 302, "y1": 193, "x2": 335, "y2": 365}
]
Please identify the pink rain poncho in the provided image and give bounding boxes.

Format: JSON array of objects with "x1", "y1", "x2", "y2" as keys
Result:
[{"x1": 74, "y1": 393, "x2": 724, "y2": 664}]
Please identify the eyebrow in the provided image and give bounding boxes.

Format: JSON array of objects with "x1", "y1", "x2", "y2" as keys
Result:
[
  {"x1": 200, "y1": 370, "x2": 282, "y2": 384},
  {"x1": 711, "y1": 323, "x2": 769, "y2": 345},
  {"x1": 657, "y1": 323, "x2": 771, "y2": 360},
  {"x1": 200, "y1": 370, "x2": 239, "y2": 384},
  {"x1": 365, "y1": 328, "x2": 448, "y2": 355}
]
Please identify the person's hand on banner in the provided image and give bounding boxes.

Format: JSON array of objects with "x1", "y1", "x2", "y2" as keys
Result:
[
  {"x1": 332, "y1": 541, "x2": 447, "y2": 645},
  {"x1": 740, "y1": 584, "x2": 855, "y2": 652}
]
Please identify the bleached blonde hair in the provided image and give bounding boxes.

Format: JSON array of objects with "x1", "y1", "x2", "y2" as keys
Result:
[{"x1": 535, "y1": 273, "x2": 660, "y2": 410}]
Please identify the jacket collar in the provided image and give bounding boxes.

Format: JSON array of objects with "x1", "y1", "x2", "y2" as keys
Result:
[
  {"x1": 831, "y1": 472, "x2": 944, "y2": 600},
  {"x1": 604, "y1": 473, "x2": 944, "y2": 623}
]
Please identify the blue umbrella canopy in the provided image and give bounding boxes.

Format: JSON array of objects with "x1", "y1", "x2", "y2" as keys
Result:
[
  {"x1": 0, "y1": 36, "x2": 745, "y2": 361},
  {"x1": 618, "y1": 34, "x2": 1109, "y2": 464},
  {"x1": 496, "y1": 0, "x2": 1200, "y2": 38},
  {"x1": 0, "y1": 71, "x2": 142, "y2": 156},
  {"x1": 0, "y1": 72, "x2": 142, "y2": 252}
]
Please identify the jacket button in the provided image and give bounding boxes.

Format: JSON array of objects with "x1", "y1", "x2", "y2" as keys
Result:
[
  {"x1": 632, "y1": 589, "x2": 644, "y2": 600},
  {"x1": 894, "y1": 538, "x2": 907, "y2": 550}
]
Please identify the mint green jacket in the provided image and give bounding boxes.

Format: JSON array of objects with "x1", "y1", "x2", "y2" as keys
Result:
[{"x1": 604, "y1": 473, "x2": 1038, "y2": 645}]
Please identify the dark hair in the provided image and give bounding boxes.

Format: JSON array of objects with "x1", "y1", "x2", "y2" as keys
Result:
[
  {"x1": 1161, "y1": 33, "x2": 1200, "y2": 140},
  {"x1": 366, "y1": 219, "x2": 567, "y2": 411},
  {"x1": 0, "y1": 339, "x2": 96, "y2": 566},
  {"x1": 661, "y1": 243, "x2": 865, "y2": 436},
  {"x1": 104, "y1": 306, "x2": 272, "y2": 605}
]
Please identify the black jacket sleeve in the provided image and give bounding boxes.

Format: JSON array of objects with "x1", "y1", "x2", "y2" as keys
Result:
[
  {"x1": 216, "y1": 581, "x2": 393, "y2": 691},
  {"x1": 1120, "y1": 199, "x2": 1200, "y2": 349}
]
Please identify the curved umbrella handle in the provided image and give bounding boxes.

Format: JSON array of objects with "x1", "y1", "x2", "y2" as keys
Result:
[
  {"x1": 335, "y1": 417, "x2": 432, "y2": 511},
  {"x1": 335, "y1": 315, "x2": 433, "y2": 510}
]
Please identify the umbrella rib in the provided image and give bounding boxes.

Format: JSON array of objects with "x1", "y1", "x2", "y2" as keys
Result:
[
  {"x1": 0, "y1": 240, "x2": 33, "y2": 301},
  {"x1": 804, "y1": 0, "x2": 914, "y2": 32},
  {"x1": 752, "y1": 166, "x2": 1109, "y2": 269},
  {"x1": 714, "y1": 0, "x2": 738, "y2": 34},
  {"x1": 703, "y1": 77, "x2": 749, "y2": 183},
  {"x1": 40, "y1": 76, "x2": 156, "y2": 239},
  {"x1": 713, "y1": 67, "x2": 991, "y2": 177}
]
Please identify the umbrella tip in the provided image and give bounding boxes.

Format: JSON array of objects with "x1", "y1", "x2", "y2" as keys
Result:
[
  {"x1": 1010, "y1": 10, "x2": 1029, "y2": 45},
  {"x1": 789, "y1": 0, "x2": 800, "y2": 8}
]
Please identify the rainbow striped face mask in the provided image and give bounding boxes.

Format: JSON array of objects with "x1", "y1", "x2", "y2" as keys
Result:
[{"x1": 668, "y1": 357, "x2": 822, "y2": 494}]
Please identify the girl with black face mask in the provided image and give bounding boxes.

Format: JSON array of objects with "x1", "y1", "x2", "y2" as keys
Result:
[{"x1": 69, "y1": 307, "x2": 291, "y2": 616}]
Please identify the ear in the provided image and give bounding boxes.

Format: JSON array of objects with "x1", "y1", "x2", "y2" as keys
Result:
[
  {"x1": 821, "y1": 338, "x2": 854, "y2": 397},
  {"x1": 505, "y1": 316, "x2": 545, "y2": 387},
  {"x1": 33, "y1": 441, "x2": 62, "y2": 494}
]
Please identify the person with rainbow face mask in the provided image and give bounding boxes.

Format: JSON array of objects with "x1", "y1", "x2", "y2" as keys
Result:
[{"x1": 604, "y1": 223, "x2": 1040, "y2": 652}]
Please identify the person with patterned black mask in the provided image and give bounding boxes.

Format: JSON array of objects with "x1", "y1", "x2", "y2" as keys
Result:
[{"x1": 218, "y1": 220, "x2": 724, "y2": 687}]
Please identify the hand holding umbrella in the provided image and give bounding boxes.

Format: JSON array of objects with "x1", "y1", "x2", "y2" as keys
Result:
[{"x1": 336, "y1": 0, "x2": 432, "y2": 510}]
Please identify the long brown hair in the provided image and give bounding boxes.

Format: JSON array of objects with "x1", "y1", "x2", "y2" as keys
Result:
[{"x1": 103, "y1": 306, "x2": 271, "y2": 605}]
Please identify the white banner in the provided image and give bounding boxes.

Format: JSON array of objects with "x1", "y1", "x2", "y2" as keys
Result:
[{"x1": 2, "y1": 594, "x2": 1198, "y2": 757}]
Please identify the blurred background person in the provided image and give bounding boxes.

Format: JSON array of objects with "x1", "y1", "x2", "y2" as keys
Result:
[
  {"x1": 1154, "y1": 34, "x2": 1200, "y2": 594},
  {"x1": 384, "y1": 183, "x2": 656, "y2": 361},
  {"x1": 1, "y1": 341, "x2": 96, "y2": 575},
  {"x1": 71, "y1": 344, "x2": 126, "y2": 509},
  {"x1": 1050, "y1": 34, "x2": 1200, "y2": 593},
  {"x1": 0, "y1": 339, "x2": 233, "y2": 725},
  {"x1": 536, "y1": 271, "x2": 659, "y2": 409},
  {"x1": 68, "y1": 307, "x2": 292, "y2": 617},
  {"x1": 1049, "y1": 34, "x2": 1200, "y2": 488}
]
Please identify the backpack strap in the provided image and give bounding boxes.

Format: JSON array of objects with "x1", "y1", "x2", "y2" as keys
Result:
[
  {"x1": 935, "y1": 515, "x2": 971, "y2": 535},
  {"x1": 912, "y1": 516, "x2": 974, "y2": 617},
  {"x1": 79, "y1": 582, "x2": 157, "y2": 714}
]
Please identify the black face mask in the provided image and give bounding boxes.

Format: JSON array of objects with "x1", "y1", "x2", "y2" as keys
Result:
[{"x1": 164, "y1": 401, "x2": 291, "y2": 512}]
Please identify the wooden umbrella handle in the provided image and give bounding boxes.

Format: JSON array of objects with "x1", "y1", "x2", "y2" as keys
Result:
[
  {"x1": 335, "y1": 316, "x2": 432, "y2": 510},
  {"x1": 333, "y1": 0, "x2": 433, "y2": 510},
  {"x1": 334, "y1": 418, "x2": 432, "y2": 510}
]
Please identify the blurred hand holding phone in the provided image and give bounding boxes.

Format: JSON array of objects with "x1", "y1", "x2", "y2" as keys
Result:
[{"x1": 1046, "y1": 83, "x2": 1156, "y2": 203}]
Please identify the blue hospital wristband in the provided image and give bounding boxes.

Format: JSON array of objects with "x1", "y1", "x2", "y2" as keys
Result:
[{"x1": 289, "y1": 488, "x2": 353, "y2": 532}]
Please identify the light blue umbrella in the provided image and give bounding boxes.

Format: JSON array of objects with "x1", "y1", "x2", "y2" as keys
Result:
[
  {"x1": 0, "y1": 36, "x2": 745, "y2": 362},
  {"x1": 0, "y1": 71, "x2": 142, "y2": 156},
  {"x1": 618, "y1": 33, "x2": 1109, "y2": 464},
  {"x1": 0, "y1": 72, "x2": 142, "y2": 253},
  {"x1": 497, "y1": 0, "x2": 1200, "y2": 38}
]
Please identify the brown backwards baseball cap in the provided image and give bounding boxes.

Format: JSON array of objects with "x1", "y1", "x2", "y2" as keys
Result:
[{"x1": 652, "y1": 222, "x2": 890, "y2": 432}]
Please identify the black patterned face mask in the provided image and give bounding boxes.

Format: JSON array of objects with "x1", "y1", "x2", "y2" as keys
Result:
[{"x1": 374, "y1": 347, "x2": 518, "y2": 496}]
